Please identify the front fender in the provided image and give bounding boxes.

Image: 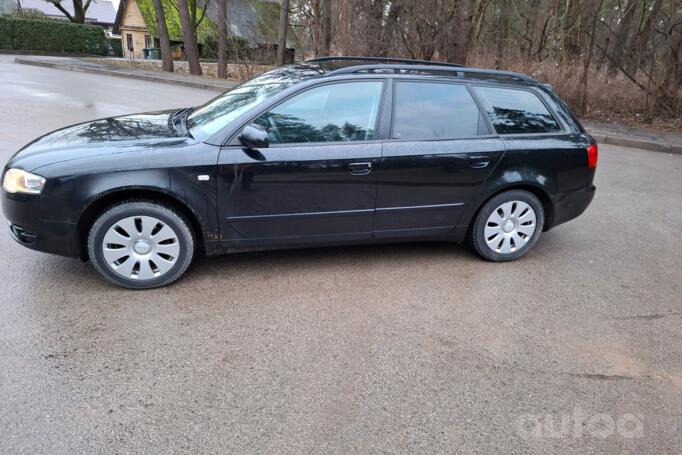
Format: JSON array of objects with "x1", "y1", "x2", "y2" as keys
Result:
[{"x1": 38, "y1": 169, "x2": 171, "y2": 224}]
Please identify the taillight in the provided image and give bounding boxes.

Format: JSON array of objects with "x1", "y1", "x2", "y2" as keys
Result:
[{"x1": 587, "y1": 143, "x2": 598, "y2": 169}]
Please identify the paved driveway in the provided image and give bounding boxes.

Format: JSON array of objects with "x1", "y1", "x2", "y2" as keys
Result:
[{"x1": 1, "y1": 55, "x2": 680, "y2": 454}]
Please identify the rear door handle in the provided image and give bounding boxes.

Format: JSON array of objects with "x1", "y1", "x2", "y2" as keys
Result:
[
  {"x1": 468, "y1": 155, "x2": 490, "y2": 169},
  {"x1": 348, "y1": 162, "x2": 372, "y2": 176}
]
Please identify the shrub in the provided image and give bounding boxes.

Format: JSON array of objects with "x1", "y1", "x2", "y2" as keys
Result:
[
  {"x1": 0, "y1": 16, "x2": 108, "y2": 55},
  {"x1": 107, "y1": 36, "x2": 122, "y2": 57},
  {"x1": 201, "y1": 34, "x2": 250, "y2": 60},
  {"x1": 9, "y1": 8, "x2": 49, "y2": 20}
]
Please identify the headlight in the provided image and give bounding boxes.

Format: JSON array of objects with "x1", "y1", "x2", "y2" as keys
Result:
[{"x1": 2, "y1": 168, "x2": 46, "y2": 194}]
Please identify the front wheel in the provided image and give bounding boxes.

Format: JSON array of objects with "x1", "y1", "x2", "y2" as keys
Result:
[
  {"x1": 469, "y1": 190, "x2": 545, "y2": 262},
  {"x1": 87, "y1": 201, "x2": 195, "y2": 289}
]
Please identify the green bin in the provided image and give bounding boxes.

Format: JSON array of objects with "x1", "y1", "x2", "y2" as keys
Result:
[{"x1": 148, "y1": 48, "x2": 161, "y2": 59}]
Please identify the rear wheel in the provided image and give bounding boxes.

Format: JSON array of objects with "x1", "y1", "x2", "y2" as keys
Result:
[
  {"x1": 87, "y1": 201, "x2": 194, "y2": 289},
  {"x1": 470, "y1": 190, "x2": 544, "y2": 262}
]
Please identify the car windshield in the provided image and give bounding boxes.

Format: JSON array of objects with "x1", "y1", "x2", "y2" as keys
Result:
[{"x1": 187, "y1": 82, "x2": 294, "y2": 138}]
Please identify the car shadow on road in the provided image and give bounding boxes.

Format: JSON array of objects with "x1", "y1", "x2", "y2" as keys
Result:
[{"x1": 189, "y1": 240, "x2": 475, "y2": 274}]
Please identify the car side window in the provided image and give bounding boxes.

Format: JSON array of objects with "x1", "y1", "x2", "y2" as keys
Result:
[
  {"x1": 474, "y1": 86, "x2": 561, "y2": 134},
  {"x1": 391, "y1": 81, "x2": 488, "y2": 140},
  {"x1": 253, "y1": 81, "x2": 384, "y2": 144}
]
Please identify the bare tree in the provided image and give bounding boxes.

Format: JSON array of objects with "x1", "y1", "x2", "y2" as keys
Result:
[
  {"x1": 177, "y1": 0, "x2": 202, "y2": 75},
  {"x1": 607, "y1": 0, "x2": 638, "y2": 75},
  {"x1": 626, "y1": 0, "x2": 665, "y2": 74},
  {"x1": 657, "y1": 0, "x2": 682, "y2": 112},
  {"x1": 151, "y1": 0, "x2": 174, "y2": 72},
  {"x1": 281, "y1": 0, "x2": 681, "y2": 120},
  {"x1": 577, "y1": 0, "x2": 605, "y2": 116},
  {"x1": 493, "y1": 0, "x2": 510, "y2": 68},
  {"x1": 322, "y1": 0, "x2": 332, "y2": 54},
  {"x1": 46, "y1": 0, "x2": 91, "y2": 23},
  {"x1": 277, "y1": 0, "x2": 291, "y2": 65},
  {"x1": 451, "y1": 0, "x2": 474, "y2": 64},
  {"x1": 310, "y1": 0, "x2": 323, "y2": 57},
  {"x1": 217, "y1": 0, "x2": 228, "y2": 78}
]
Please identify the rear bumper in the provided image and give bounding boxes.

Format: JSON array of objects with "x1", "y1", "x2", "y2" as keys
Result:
[
  {"x1": 2, "y1": 191, "x2": 80, "y2": 258},
  {"x1": 547, "y1": 184, "x2": 596, "y2": 229}
]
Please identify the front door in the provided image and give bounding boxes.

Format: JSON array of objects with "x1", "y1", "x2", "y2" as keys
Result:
[
  {"x1": 373, "y1": 80, "x2": 503, "y2": 237},
  {"x1": 217, "y1": 80, "x2": 386, "y2": 247}
]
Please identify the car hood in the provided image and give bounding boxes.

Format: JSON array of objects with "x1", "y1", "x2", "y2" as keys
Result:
[{"x1": 6, "y1": 110, "x2": 194, "y2": 172}]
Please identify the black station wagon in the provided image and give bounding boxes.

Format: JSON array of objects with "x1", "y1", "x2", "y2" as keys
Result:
[{"x1": 2, "y1": 57, "x2": 597, "y2": 289}]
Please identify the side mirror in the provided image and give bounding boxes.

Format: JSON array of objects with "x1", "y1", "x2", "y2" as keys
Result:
[{"x1": 238, "y1": 124, "x2": 269, "y2": 149}]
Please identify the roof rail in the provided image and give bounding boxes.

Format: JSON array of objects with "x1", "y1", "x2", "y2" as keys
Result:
[
  {"x1": 306, "y1": 56, "x2": 465, "y2": 68},
  {"x1": 323, "y1": 63, "x2": 538, "y2": 83}
]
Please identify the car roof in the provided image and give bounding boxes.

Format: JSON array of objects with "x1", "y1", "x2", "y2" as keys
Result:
[{"x1": 249, "y1": 56, "x2": 543, "y2": 88}]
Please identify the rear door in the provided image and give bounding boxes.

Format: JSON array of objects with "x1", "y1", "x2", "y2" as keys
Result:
[{"x1": 373, "y1": 80, "x2": 504, "y2": 237}]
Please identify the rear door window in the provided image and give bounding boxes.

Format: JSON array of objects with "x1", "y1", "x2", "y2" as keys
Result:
[
  {"x1": 474, "y1": 86, "x2": 561, "y2": 134},
  {"x1": 391, "y1": 81, "x2": 489, "y2": 140}
]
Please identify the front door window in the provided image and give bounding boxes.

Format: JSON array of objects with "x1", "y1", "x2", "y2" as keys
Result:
[{"x1": 253, "y1": 81, "x2": 384, "y2": 145}]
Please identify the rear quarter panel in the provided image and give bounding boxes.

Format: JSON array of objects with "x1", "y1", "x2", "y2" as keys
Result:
[{"x1": 456, "y1": 133, "x2": 595, "y2": 232}]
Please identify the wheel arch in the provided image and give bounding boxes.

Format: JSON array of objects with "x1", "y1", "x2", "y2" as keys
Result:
[
  {"x1": 462, "y1": 182, "x2": 555, "y2": 235},
  {"x1": 76, "y1": 187, "x2": 206, "y2": 260}
]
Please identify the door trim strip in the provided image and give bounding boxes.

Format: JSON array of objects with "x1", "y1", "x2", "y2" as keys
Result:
[
  {"x1": 226, "y1": 208, "x2": 374, "y2": 222},
  {"x1": 375, "y1": 202, "x2": 464, "y2": 212},
  {"x1": 226, "y1": 203, "x2": 464, "y2": 222}
]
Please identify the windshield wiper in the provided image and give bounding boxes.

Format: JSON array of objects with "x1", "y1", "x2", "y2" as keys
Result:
[
  {"x1": 170, "y1": 107, "x2": 194, "y2": 133},
  {"x1": 181, "y1": 107, "x2": 194, "y2": 135}
]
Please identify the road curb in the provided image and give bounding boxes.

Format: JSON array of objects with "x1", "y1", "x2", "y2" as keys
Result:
[
  {"x1": 14, "y1": 57, "x2": 231, "y2": 91},
  {"x1": 591, "y1": 133, "x2": 681, "y2": 155},
  {"x1": 13, "y1": 57, "x2": 682, "y2": 156}
]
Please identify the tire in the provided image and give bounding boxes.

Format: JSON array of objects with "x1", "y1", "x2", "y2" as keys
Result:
[
  {"x1": 469, "y1": 190, "x2": 545, "y2": 262},
  {"x1": 87, "y1": 201, "x2": 195, "y2": 289}
]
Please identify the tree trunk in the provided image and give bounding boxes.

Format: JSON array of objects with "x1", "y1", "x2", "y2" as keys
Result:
[
  {"x1": 322, "y1": 0, "x2": 332, "y2": 55},
  {"x1": 450, "y1": 0, "x2": 473, "y2": 64},
  {"x1": 217, "y1": 0, "x2": 228, "y2": 78},
  {"x1": 625, "y1": 0, "x2": 664, "y2": 75},
  {"x1": 578, "y1": 0, "x2": 605, "y2": 116},
  {"x1": 524, "y1": 0, "x2": 542, "y2": 62},
  {"x1": 72, "y1": 0, "x2": 86, "y2": 23},
  {"x1": 607, "y1": 0, "x2": 638, "y2": 76},
  {"x1": 51, "y1": 0, "x2": 91, "y2": 23},
  {"x1": 561, "y1": 0, "x2": 582, "y2": 64},
  {"x1": 277, "y1": 0, "x2": 290, "y2": 65},
  {"x1": 177, "y1": 0, "x2": 202, "y2": 75},
  {"x1": 152, "y1": 0, "x2": 174, "y2": 72},
  {"x1": 494, "y1": 0, "x2": 509, "y2": 68},
  {"x1": 657, "y1": 1, "x2": 681, "y2": 113},
  {"x1": 311, "y1": 0, "x2": 323, "y2": 57}
]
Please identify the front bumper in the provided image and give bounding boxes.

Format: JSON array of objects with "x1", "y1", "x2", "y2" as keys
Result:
[
  {"x1": 547, "y1": 184, "x2": 596, "y2": 229},
  {"x1": 2, "y1": 191, "x2": 80, "y2": 258}
]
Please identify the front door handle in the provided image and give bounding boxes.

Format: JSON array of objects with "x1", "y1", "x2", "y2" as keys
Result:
[
  {"x1": 348, "y1": 162, "x2": 372, "y2": 176},
  {"x1": 468, "y1": 155, "x2": 491, "y2": 169}
]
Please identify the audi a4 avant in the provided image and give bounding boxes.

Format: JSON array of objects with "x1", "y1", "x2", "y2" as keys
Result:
[{"x1": 2, "y1": 57, "x2": 597, "y2": 289}]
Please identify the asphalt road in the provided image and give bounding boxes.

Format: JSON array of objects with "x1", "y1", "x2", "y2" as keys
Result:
[{"x1": 1, "y1": 55, "x2": 681, "y2": 454}]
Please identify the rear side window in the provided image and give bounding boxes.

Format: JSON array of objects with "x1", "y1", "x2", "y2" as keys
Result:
[
  {"x1": 392, "y1": 81, "x2": 488, "y2": 140},
  {"x1": 474, "y1": 86, "x2": 561, "y2": 134}
]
